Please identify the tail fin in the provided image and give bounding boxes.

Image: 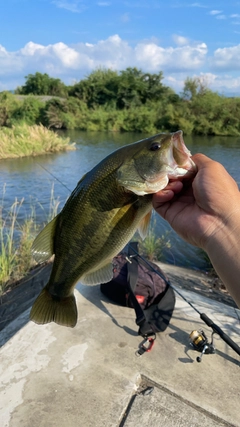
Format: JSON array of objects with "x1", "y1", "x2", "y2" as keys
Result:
[{"x1": 30, "y1": 287, "x2": 78, "y2": 328}]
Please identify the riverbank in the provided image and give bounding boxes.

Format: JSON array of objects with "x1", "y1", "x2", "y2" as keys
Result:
[{"x1": 0, "y1": 124, "x2": 75, "y2": 159}]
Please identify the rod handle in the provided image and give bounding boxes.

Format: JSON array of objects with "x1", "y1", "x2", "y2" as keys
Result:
[{"x1": 200, "y1": 313, "x2": 240, "y2": 356}]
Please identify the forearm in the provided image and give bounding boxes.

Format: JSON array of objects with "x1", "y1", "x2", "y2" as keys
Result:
[{"x1": 205, "y1": 215, "x2": 240, "y2": 307}]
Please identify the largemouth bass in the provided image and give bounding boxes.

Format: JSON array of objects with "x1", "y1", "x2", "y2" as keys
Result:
[{"x1": 30, "y1": 131, "x2": 196, "y2": 327}]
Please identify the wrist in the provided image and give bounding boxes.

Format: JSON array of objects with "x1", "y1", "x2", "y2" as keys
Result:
[
  {"x1": 204, "y1": 208, "x2": 240, "y2": 259},
  {"x1": 203, "y1": 208, "x2": 240, "y2": 307}
]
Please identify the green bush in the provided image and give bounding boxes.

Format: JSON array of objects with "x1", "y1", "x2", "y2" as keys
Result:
[
  {"x1": 0, "y1": 92, "x2": 20, "y2": 126},
  {"x1": 10, "y1": 96, "x2": 44, "y2": 126}
]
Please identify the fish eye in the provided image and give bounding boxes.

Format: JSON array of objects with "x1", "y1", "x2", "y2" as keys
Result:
[{"x1": 150, "y1": 142, "x2": 161, "y2": 151}]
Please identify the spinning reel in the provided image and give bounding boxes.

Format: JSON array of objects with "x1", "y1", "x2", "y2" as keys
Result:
[
  {"x1": 128, "y1": 246, "x2": 240, "y2": 360},
  {"x1": 189, "y1": 329, "x2": 216, "y2": 362}
]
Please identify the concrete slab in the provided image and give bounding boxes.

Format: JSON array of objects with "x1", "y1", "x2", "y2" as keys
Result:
[
  {"x1": 0, "y1": 280, "x2": 240, "y2": 427},
  {"x1": 122, "y1": 378, "x2": 233, "y2": 426}
]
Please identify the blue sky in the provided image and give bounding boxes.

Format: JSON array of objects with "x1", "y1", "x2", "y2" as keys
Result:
[{"x1": 0, "y1": 0, "x2": 240, "y2": 95}]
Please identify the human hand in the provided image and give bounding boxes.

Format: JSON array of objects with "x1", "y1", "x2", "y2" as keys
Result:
[{"x1": 152, "y1": 154, "x2": 240, "y2": 250}]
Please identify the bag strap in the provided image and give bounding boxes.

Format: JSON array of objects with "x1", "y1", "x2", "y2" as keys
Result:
[{"x1": 127, "y1": 243, "x2": 156, "y2": 338}]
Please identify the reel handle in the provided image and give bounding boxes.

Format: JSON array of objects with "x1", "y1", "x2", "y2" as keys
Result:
[{"x1": 196, "y1": 344, "x2": 208, "y2": 363}]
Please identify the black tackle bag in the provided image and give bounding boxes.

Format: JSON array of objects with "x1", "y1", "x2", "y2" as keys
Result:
[{"x1": 100, "y1": 242, "x2": 175, "y2": 338}]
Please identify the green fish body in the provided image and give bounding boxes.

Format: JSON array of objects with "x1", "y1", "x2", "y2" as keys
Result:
[{"x1": 30, "y1": 131, "x2": 195, "y2": 327}]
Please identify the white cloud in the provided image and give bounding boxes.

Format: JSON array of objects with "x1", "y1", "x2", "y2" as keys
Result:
[
  {"x1": 0, "y1": 35, "x2": 240, "y2": 95},
  {"x1": 172, "y1": 34, "x2": 189, "y2": 46},
  {"x1": 134, "y1": 41, "x2": 207, "y2": 72},
  {"x1": 209, "y1": 10, "x2": 222, "y2": 15},
  {"x1": 52, "y1": 1, "x2": 86, "y2": 13},
  {"x1": 20, "y1": 42, "x2": 45, "y2": 56},
  {"x1": 73, "y1": 35, "x2": 132, "y2": 70},
  {"x1": 74, "y1": 35, "x2": 207, "y2": 72},
  {"x1": 216, "y1": 14, "x2": 226, "y2": 20},
  {"x1": 19, "y1": 41, "x2": 81, "y2": 71},
  {"x1": 190, "y1": 3, "x2": 208, "y2": 7},
  {"x1": 198, "y1": 72, "x2": 240, "y2": 95},
  {"x1": 210, "y1": 44, "x2": 240, "y2": 71},
  {"x1": 0, "y1": 35, "x2": 207, "y2": 88}
]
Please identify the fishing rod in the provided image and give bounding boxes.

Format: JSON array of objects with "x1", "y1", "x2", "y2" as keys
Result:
[{"x1": 128, "y1": 244, "x2": 240, "y2": 360}]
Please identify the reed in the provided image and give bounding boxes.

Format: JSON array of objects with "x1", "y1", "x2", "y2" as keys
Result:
[
  {"x1": 0, "y1": 123, "x2": 75, "y2": 159},
  {"x1": 0, "y1": 185, "x2": 60, "y2": 295}
]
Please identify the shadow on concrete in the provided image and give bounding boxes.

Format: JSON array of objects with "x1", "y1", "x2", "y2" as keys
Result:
[
  {"x1": 0, "y1": 263, "x2": 52, "y2": 347},
  {"x1": 0, "y1": 272, "x2": 138, "y2": 348},
  {"x1": 76, "y1": 282, "x2": 138, "y2": 337}
]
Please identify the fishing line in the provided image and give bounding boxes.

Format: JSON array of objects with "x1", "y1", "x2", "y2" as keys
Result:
[{"x1": 36, "y1": 162, "x2": 71, "y2": 194}]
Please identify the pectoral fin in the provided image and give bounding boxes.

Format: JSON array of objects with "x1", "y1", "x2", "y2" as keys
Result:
[
  {"x1": 137, "y1": 211, "x2": 152, "y2": 239},
  {"x1": 31, "y1": 214, "x2": 59, "y2": 263}
]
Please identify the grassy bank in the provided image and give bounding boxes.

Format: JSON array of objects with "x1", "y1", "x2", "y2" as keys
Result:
[
  {"x1": 0, "y1": 186, "x2": 60, "y2": 295},
  {"x1": 0, "y1": 198, "x2": 36, "y2": 294},
  {"x1": 0, "y1": 123, "x2": 75, "y2": 159}
]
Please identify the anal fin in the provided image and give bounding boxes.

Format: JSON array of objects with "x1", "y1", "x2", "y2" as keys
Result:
[
  {"x1": 137, "y1": 211, "x2": 152, "y2": 239},
  {"x1": 81, "y1": 262, "x2": 113, "y2": 285}
]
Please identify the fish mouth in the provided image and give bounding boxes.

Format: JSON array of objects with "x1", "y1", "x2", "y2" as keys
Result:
[
  {"x1": 118, "y1": 130, "x2": 196, "y2": 196},
  {"x1": 169, "y1": 130, "x2": 196, "y2": 177},
  {"x1": 144, "y1": 130, "x2": 196, "y2": 193}
]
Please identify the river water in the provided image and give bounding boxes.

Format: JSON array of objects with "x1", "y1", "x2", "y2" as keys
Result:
[{"x1": 1, "y1": 130, "x2": 240, "y2": 270}]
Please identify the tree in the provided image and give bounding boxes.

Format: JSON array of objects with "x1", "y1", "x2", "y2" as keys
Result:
[
  {"x1": 69, "y1": 67, "x2": 170, "y2": 109},
  {"x1": 16, "y1": 72, "x2": 68, "y2": 97},
  {"x1": 69, "y1": 68, "x2": 119, "y2": 108},
  {"x1": 181, "y1": 77, "x2": 209, "y2": 101}
]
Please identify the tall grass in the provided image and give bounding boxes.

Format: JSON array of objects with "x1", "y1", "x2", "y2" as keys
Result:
[
  {"x1": 0, "y1": 196, "x2": 33, "y2": 293},
  {"x1": 0, "y1": 123, "x2": 75, "y2": 159},
  {"x1": 136, "y1": 218, "x2": 172, "y2": 262},
  {"x1": 0, "y1": 186, "x2": 60, "y2": 295}
]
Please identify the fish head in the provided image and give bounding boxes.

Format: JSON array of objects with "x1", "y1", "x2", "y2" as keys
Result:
[{"x1": 117, "y1": 130, "x2": 196, "y2": 196}]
